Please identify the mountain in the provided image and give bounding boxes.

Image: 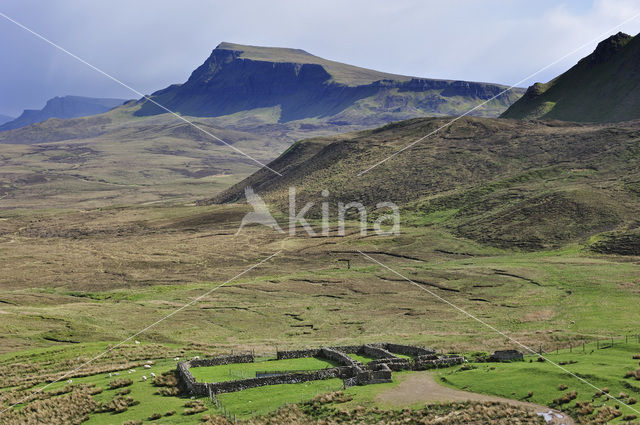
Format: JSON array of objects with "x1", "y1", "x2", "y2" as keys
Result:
[
  {"x1": 0, "y1": 43, "x2": 525, "y2": 209},
  {"x1": 501, "y1": 32, "x2": 640, "y2": 122},
  {"x1": 135, "y1": 42, "x2": 524, "y2": 123},
  {"x1": 0, "y1": 95, "x2": 129, "y2": 131},
  {"x1": 0, "y1": 114, "x2": 14, "y2": 126},
  {"x1": 208, "y1": 115, "x2": 640, "y2": 251}
]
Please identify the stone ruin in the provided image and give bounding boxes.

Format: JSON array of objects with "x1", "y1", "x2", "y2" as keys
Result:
[{"x1": 176, "y1": 342, "x2": 465, "y2": 396}]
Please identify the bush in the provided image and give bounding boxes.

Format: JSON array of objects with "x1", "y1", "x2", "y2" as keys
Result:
[
  {"x1": 623, "y1": 414, "x2": 638, "y2": 421},
  {"x1": 165, "y1": 410, "x2": 176, "y2": 416},
  {"x1": 553, "y1": 391, "x2": 577, "y2": 406},
  {"x1": 115, "y1": 387, "x2": 131, "y2": 395},
  {"x1": 183, "y1": 400, "x2": 207, "y2": 415},
  {"x1": 629, "y1": 397, "x2": 637, "y2": 405},
  {"x1": 157, "y1": 386, "x2": 179, "y2": 396},
  {"x1": 558, "y1": 384, "x2": 568, "y2": 391},
  {"x1": 121, "y1": 421, "x2": 142, "y2": 425},
  {"x1": 148, "y1": 412, "x2": 162, "y2": 420},
  {"x1": 108, "y1": 378, "x2": 133, "y2": 390}
]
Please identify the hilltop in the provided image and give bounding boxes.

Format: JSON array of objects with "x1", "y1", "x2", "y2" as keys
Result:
[
  {"x1": 501, "y1": 32, "x2": 640, "y2": 122},
  {"x1": 135, "y1": 42, "x2": 524, "y2": 122}
]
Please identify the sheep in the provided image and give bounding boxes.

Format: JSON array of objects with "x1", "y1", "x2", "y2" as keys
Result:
[
  {"x1": 67, "y1": 379, "x2": 72, "y2": 384},
  {"x1": 142, "y1": 376, "x2": 147, "y2": 381},
  {"x1": 134, "y1": 340, "x2": 140, "y2": 345},
  {"x1": 174, "y1": 357, "x2": 180, "y2": 361},
  {"x1": 144, "y1": 364, "x2": 151, "y2": 369},
  {"x1": 150, "y1": 372, "x2": 156, "y2": 378}
]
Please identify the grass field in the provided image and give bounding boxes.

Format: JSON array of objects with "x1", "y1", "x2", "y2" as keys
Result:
[
  {"x1": 189, "y1": 357, "x2": 338, "y2": 382},
  {"x1": 440, "y1": 343, "x2": 640, "y2": 422}
]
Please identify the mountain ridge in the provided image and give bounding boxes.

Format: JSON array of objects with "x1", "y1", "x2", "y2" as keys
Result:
[{"x1": 0, "y1": 95, "x2": 129, "y2": 131}]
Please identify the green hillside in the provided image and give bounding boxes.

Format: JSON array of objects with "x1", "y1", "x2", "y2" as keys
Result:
[
  {"x1": 501, "y1": 32, "x2": 640, "y2": 122},
  {"x1": 209, "y1": 115, "x2": 640, "y2": 251}
]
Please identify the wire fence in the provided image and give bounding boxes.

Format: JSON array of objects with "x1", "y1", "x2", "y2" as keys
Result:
[{"x1": 526, "y1": 333, "x2": 640, "y2": 357}]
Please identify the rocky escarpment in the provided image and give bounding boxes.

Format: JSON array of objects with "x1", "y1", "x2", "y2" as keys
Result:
[{"x1": 135, "y1": 42, "x2": 523, "y2": 122}]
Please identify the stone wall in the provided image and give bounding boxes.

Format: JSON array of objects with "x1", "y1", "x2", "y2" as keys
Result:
[
  {"x1": 320, "y1": 347, "x2": 361, "y2": 368},
  {"x1": 362, "y1": 344, "x2": 397, "y2": 360},
  {"x1": 177, "y1": 343, "x2": 464, "y2": 396},
  {"x1": 177, "y1": 361, "x2": 209, "y2": 396},
  {"x1": 276, "y1": 349, "x2": 321, "y2": 360},
  {"x1": 207, "y1": 366, "x2": 355, "y2": 394},
  {"x1": 190, "y1": 354, "x2": 254, "y2": 367},
  {"x1": 414, "y1": 355, "x2": 465, "y2": 370},
  {"x1": 383, "y1": 343, "x2": 435, "y2": 357}
]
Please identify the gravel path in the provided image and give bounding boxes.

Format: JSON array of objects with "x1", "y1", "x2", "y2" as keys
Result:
[{"x1": 375, "y1": 371, "x2": 574, "y2": 425}]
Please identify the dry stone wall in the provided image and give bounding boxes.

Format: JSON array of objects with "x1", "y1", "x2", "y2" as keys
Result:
[{"x1": 177, "y1": 343, "x2": 465, "y2": 395}]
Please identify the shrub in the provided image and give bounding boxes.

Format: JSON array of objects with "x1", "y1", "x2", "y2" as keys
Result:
[
  {"x1": 115, "y1": 387, "x2": 131, "y2": 395},
  {"x1": 629, "y1": 397, "x2": 637, "y2": 405},
  {"x1": 553, "y1": 391, "x2": 577, "y2": 406},
  {"x1": 632, "y1": 354, "x2": 640, "y2": 360},
  {"x1": 183, "y1": 400, "x2": 207, "y2": 415},
  {"x1": 623, "y1": 414, "x2": 638, "y2": 421},
  {"x1": 558, "y1": 384, "x2": 568, "y2": 391},
  {"x1": 148, "y1": 412, "x2": 162, "y2": 420},
  {"x1": 157, "y1": 386, "x2": 179, "y2": 396},
  {"x1": 121, "y1": 421, "x2": 142, "y2": 425},
  {"x1": 108, "y1": 378, "x2": 133, "y2": 390},
  {"x1": 165, "y1": 410, "x2": 176, "y2": 416}
]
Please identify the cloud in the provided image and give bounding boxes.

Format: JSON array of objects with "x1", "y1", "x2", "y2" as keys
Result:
[{"x1": 0, "y1": 0, "x2": 639, "y2": 116}]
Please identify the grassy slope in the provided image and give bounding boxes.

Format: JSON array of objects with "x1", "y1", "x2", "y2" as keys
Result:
[
  {"x1": 441, "y1": 344, "x2": 640, "y2": 422},
  {"x1": 501, "y1": 32, "x2": 640, "y2": 122},
  {"x1": 210, "y1": 115, "x2": 640, "y2": 250}
]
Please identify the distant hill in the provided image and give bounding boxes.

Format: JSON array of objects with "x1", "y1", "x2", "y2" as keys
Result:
[
  {"x1": 0, "y1": 114, "x2": 14, "y2": 126},
  {"x1": 501, "y1": 32, "x2": 640, "y2": 122},
  {"x1": 135, "y1": 42, "x2": 524, "y2": 122},
  {"x1": 208, "y1": 116, "x2": 640, "y2": 251},
  {"x1": 0, "y1": 95, "x2": 129, "y2": 131}
]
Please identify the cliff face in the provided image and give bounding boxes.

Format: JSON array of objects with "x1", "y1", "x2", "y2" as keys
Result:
[
  {"x1": 0, "y1": 96, "x2": 127, "y2": 131},
  {"x1": 135, "y1": 43, "x2": 523, "y2": 122},
  {"x1": 501, "y1": 32, "x2": 640, "y2": 122}
]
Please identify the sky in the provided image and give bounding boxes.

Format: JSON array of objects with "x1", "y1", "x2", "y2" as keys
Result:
[{"x1": 1, "y1": 0, "x2": 639, "y2": 117}]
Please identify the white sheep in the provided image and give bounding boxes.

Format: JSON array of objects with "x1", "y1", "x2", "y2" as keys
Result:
[
  {"x1": 134, "y1": 340, "x2": 140, "y2": 345},
  {"x1": 67, "y1": 379, "x2": 72, "y2": 384},
  {"x1": 142, "y1": 376, "x2": 147, "y2": 381},
  {"x1": 174, "y1": 357, "x2": 180, "y2": 361},
  {"x1": 144, "y1": 364, "x2": 151, "y2": 369},
  {"x1": 150, "y1": 372, "x2": 156, "y2": 378}
]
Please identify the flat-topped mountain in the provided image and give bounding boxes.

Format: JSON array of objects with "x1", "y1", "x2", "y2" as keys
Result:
[
  {"x1": 502, "y1": 32, "x2": 640, "y2": 122},
  {"x1": 135, "y1": 42, "x2": 524, "y2": 122},
  {"x1": 0, "y1": 95, "x2": 128, "y2": 131}
]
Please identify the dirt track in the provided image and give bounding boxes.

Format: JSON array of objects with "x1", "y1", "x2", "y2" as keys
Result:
[{"x1": 376, "y1": 372, "x2": 574, "y2": 425}]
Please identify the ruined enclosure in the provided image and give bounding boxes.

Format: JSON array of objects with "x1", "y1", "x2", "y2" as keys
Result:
[{"x1": 177, "y1": 342, "x2": 465, "y2": 396}]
